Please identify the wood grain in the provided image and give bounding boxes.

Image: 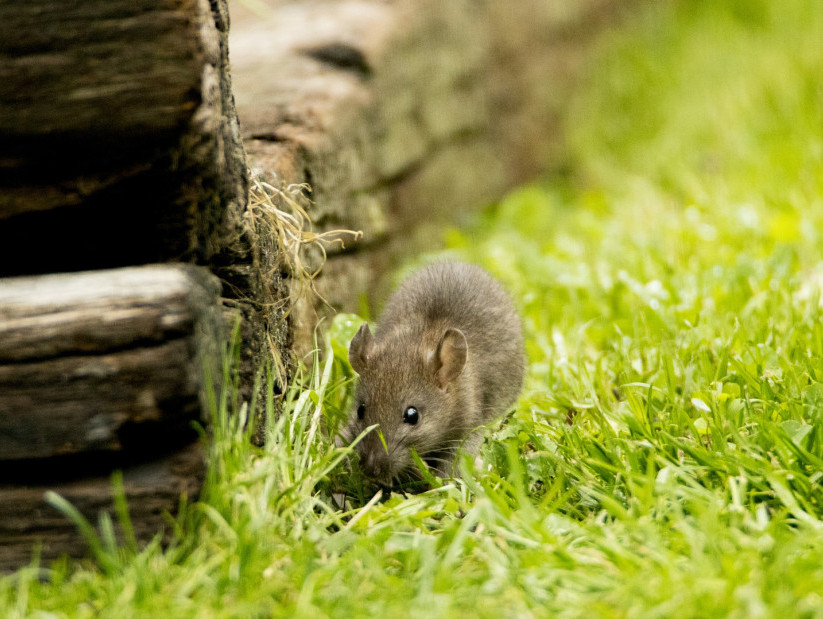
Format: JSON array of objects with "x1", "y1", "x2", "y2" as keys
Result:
[
  {"x1": 0, "y1": 265, "x2": 222, "y2": 460},
  {"x1": 0, "y1": 0, "x2": 247, "y2": 276}
]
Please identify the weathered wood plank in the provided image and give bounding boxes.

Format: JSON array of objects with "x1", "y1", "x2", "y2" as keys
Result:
[
  {"x1": 230, "y1": 0, "x2": 635, "y2": 356},
  {"x1": 0, "y1": 441, "x2": 205, "y2": 573},
  {"x1": 0, "y1": 265, "x2": 220, "y2": 361},
  {"x1": 232, "y1": 0, "x2": 628, "y2": 243},
  {"x1": 0, "y1": 265, "x2": 222, "y2": 460},
  {"x1": 0, "y1": 1, "x2": 205, "y2": 144},
  {"x1": 0, "y1": 0, "x2": 248, "y2": 277}
]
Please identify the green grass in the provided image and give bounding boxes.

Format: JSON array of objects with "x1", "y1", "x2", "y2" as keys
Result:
[{"x1": 6, "y1": 0, "x2": 823, "y2": 616}]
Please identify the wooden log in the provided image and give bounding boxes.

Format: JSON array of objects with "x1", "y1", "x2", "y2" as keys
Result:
[
  {"x1": 232, "y1": 0, "x2": 628, "y2": 243},
  {"x1": 0, "y1": 441, "x2": 205, "y2": 573},
  {"x1": 0, "y1": 0, "x2": 248, "y2": 276},
  {"x1": 230, "y1": 0, "x2": 634, "y2": 355},
  {"x1": 0, "y1": 265, "x2": 222, "y2": 461}
]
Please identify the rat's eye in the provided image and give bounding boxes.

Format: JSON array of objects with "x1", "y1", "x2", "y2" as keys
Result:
[
  {"x1": 403, "y1": 406, "x2": 419, "y2": 425},
  {"x1": 357, "y1": 403, "x2": 366, "y2": 420}
]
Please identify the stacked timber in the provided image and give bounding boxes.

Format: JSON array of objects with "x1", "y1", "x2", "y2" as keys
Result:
[
  {"x1": 0, "y1": 0, "x2": 246, "y2": 275},
  {"x1": 0, "y1": 265, "x2": 219, "y2": 570},
  {"x1": 0, "y1": 0, "x2": 287, "y2": 570}
]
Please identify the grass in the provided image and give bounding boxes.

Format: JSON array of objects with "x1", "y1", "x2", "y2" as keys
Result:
[{"x1": 5, "y1": 0, "x2": 823, "y2": 616}]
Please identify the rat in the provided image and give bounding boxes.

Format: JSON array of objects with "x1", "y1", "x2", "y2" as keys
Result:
[{"x1": 340, "y1": 261, "x2": 525, "y2": 487}]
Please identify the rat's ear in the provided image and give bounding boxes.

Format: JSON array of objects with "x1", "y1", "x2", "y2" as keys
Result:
[
  {"x1": 428, "y1": 327, "x2": 467, "y2": 389},
  {"x1": 349, "y1": 323, "x2": 374, "y2": 374}
]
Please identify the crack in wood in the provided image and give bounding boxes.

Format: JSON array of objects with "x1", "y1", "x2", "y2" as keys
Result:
[{"x1": 299, "y1": 43, "x2": 372, "y2": 79}]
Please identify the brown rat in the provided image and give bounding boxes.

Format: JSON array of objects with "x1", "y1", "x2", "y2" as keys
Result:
[{"x1": 341, "y1": 261, "x2": 524, "y2": 486}]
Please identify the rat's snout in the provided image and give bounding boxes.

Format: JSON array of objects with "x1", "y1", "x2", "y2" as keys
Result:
[
  {"x1": 358, "y1": 434, "x2": 392, "y2": 483},
  {"x1": 362, "y1": 450, "x2": 389, "y2": 480}
]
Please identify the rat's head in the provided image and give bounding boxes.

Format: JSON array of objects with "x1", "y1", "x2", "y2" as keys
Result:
[{"x1": 341, "y1": 322, "x2": 470, "y2": 486}]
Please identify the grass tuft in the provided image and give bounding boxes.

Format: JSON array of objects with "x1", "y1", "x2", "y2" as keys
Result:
[{"x1": 245, "y1": 171, "x2": 362, "y2": 313}]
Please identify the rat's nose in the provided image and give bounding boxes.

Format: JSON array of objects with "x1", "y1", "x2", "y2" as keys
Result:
[{"x1": 362, "y1": 451, "x2": 388, "y2": 481}]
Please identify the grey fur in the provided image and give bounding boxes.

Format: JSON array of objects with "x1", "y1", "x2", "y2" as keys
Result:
[{"x1": 343, "y1": 261, "x2": 525, "y2": 485}]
